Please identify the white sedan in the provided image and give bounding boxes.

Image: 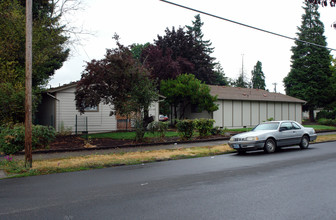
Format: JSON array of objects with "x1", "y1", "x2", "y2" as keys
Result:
[{"x1": 228, "y1": 121, "x2": 317, "y2": 154}]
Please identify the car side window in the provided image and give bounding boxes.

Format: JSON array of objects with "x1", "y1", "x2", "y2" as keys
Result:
[
  {"x1": 280, "y1": 122, "x2": 293, "y2": 131},
  {"x1": 292, "y1": 122, "x2": 301, "y2": 130}
]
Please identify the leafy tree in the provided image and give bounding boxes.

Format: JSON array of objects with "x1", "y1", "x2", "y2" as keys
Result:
[
  {"x1": 251, "y1": 61, "x2": 266, "y2": 90},
  {"x1": 0, "y1": 0, "x2": 70, "y2": 125},
  {"x1": 0, "y1": 0, "x2": 69, "y2": 87},
  {"x1": 283, "y1": 2, "x2": 332, "y2": 121},
  {"x1": 306, "y1": 0, "x2": 336, "y2": 7},
  {"x1": 233, "y1": 75, "x2": 250, "y2": 88},
  {"x1": 143, "y1": 22, "x2": 217, "y2": 84},
  {"x1": 131, "y1": 43, "x2": 150, "y2": 61},
  {"x1": 327, "y1": 56, "x2": 336, "y2": 109},
  {"x1": 213, "y1": 63, "x2": 229, "y2": 86},
  {"x1": 160, "y1": 74, "x2": 218, "y2": 121},
  {"x1": 75, "y1": 36, "x2": 158, "y2": 141},
  {"x1": 141, "y1": 43, "x2": 193, "y2": 81}
]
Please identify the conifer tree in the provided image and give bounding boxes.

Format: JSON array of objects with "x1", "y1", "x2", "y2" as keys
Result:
[
  {"x1": 283, "y1": 2, "x2": 332, "y2": 121},
  {"x1": 251, "y1": 61, "x2": 266, "y2": 90}
]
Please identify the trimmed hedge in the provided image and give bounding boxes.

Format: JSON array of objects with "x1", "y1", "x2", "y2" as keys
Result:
[
  {"x1": 194, "y1": 118, "x2": 215, "y2": 137},
  {"x1": 176, "y1": 119, "x2": 196, "y2": 140},
  {"x1": 0, "y1": 124, "x2": 56, "y2": 155},
  {"x1": 317, "y1": 118, "x2": 336, "y2": 126},
  {"x1": 177, "y1": 118, "x2": 215, "y2": 139}
]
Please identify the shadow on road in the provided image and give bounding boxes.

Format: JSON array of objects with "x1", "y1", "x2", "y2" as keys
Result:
[{"x1": 232, "y1": 146, "x2": 315, "y2": 157}]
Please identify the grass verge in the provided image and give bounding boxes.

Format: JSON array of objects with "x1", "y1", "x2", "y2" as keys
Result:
[
  {"x1": 304, "y1": 124, "x2": 336, "y2": 131},
  {"x1": 1, "y1": 145, "x2": 234, "y2": 178},
  {"x1": 1, "y1": 134, "x2": 336, "y2": 178}
]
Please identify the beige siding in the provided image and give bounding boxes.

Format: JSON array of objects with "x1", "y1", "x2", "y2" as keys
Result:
[
  {"x1": 53, "y1": 86, "x2": 158, "y2": 133},
  {"x1": 251, "y1": 102, "x2": 259, "y2": 126},
  {"x1": 282, "y1": 103, "x2": 289, "y2": 119},
  {"x1": 267, "y1": 102, "x2": 275, "y2": 120},
  {"x1": 213, "y1": 101, "x2": 223, "y2": 127},
  {"x1": 185, "y1": 98, "x2": 303, "y2": 129},
  {"x1": 259, "y1": 102, "x2": 267, "y2": 122},
  {"x1": 233, "y1": 101, "x2": 242, "y2": 127},
  {"x1": 274, "y1": 103, "x2": 282, "y2": 121},
  {"x1": 289, "y1": 103, "x2": 296, "y2": 121},
  {"x1": 242, "y1": 101, "x2": 251, "y2": 127},
  {"x1": 223, "y1": 101, "x2": 233, "y2": 127},
  {"x1": 295, "y1": 104, "x2": 302, "y2": 122}
]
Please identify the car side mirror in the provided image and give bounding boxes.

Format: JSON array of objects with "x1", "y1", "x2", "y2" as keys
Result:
[{"x1": 279, "y1": 127, "x2": 286, "y2": 132}]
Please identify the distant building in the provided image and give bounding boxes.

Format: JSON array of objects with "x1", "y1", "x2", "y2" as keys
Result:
[{"x1": 185, "y1": 86, "x2": 306, "y2": 128}]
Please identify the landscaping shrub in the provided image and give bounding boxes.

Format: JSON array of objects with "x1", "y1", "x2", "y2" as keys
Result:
[
  {"x1": 317, "y1": 118, "x2": 336, "y2": 126},
  {"x1": 0, "y1": 124, "x2": 56, "y2": 155},
  {"x1": 194, "y1": 118, "x2": 215, "y2": 137},
  {"x1": 148, "y1": 121, "x2": 168, "y2": 139},
  {"x1": 210, "y1": 126, "x2": 222, "y2": 135},
  {"x1": 176, "y1": 119, "x2": 195, "y2": 140},
  {"x1": 316, "y1": 110, "x2": 336, "y2": 120},
  {"x1": 33, "y1": 125, "x2": 56, "y2": 149}
]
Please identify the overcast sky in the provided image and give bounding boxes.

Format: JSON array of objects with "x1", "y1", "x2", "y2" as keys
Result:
[{"x1": 49, "y1": 0, "x2": 336, "y2": 94}]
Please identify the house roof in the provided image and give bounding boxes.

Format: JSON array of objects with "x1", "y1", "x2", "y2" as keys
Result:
[
  {"x1": 45, "y1": 82, "x2": 78, "y2": 93},
  {"x1": 209, "y1": 85, "x2": 306, "y2": 104},
  {"x1": 46, "y1": 82, "x2": 305, "y2": 104}
]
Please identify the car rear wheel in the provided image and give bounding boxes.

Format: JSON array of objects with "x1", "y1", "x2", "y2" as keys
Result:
[
  {"x1": 300, "y1": 135, "x2": 309, "y2": 149},
  {"x1": 264, "y1": 138, "x2": 276, "y2": 153}
]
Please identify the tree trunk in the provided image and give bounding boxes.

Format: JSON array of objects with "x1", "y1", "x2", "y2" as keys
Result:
[{"x1": 309, "y1": 108, "x2": 315, "y2": 122}]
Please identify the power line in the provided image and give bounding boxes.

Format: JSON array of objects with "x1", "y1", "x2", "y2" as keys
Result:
[{"x1": 160, "y1": 0, "x2": 336, "y2": 51}]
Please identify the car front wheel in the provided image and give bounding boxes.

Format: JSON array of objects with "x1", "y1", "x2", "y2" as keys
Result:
[
  {"x1": 300, "y1": 135, "x2": 309, "y2": 149},
  {"x1": 264, "y1": 138, "x2": 276, "y2": 153}
]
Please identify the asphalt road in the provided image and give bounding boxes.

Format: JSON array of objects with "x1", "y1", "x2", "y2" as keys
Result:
[{"x1": 1, "y1": 142, "x2": 336, "y2": 220}]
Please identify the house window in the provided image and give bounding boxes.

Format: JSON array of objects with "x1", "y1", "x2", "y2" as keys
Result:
[{"x1": 84, "y1": 105, "x2": 99, "y2": 112}]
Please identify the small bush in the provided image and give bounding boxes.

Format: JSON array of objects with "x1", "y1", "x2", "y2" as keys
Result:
[
  {"x1": 316, "y1": 110, "x2": 336, "y2": 120},
  {"x1": 195, "y1": 118, "x2": 215, "y2": 138},
  {"x1": 0, "y1": 124, "x2": 56, "y2": 155},
  {"x1": 317, "y1": 118, "x2": 336, "y2": 126},
  {"x1": 176, "y1": 119, "x2": 195, "y2": 140},
  {"x1": 210, "y1": 126, "x2": 222, "y2": 135},
  {"x1": 148, "y1": 121, "x2": 168, "y2": 139}
]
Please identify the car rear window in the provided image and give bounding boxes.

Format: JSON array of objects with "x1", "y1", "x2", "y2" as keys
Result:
[{"x1": 253, "y1": 122, "x2": 280, "y2": 131}]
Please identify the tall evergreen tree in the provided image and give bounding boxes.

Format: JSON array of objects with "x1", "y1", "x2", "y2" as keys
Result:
[
  {"x1": 283, "y1": 2, "x2": 332, "y2": 121},
  {"x1": 185, "y1": 14, "x2": 217, "y2": 84},
  {"x1": 213, "y1": 63, "x2": 229, "y2": 86},
  {"x1": 186, "y1": 14, "x2": 214, "y2": 55},
  {"x1": 233, "y1": 75, "x2": 250, "y2": 88},
  {"x1": 251, "y1": 61, "x2": 266, "y2": 90}
]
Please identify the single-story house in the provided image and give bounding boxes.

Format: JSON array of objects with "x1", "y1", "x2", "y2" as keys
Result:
[
  {"x1": 184, "y1": 85, "x2": 306, "y2": 129},
  {"x1": 36, "y1": 82, "x2": 159, "y2": 133}
]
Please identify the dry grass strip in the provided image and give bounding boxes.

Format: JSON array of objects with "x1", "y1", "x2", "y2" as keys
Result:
[
  {"x1": 32, "y1": 145, "x2": 234, "y2": 171},
  {"x1": 315, "y1": 134, "x2": 336, "y2": 143}
]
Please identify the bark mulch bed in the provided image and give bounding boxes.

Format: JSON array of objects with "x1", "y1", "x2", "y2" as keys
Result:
[{"x1": 46, "y1": 134, "x2": 232, "y2": 152}]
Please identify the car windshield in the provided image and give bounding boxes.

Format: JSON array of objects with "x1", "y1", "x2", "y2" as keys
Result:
[{"x1": 252, "y1": 122, "x2": 280, "y2": 131}]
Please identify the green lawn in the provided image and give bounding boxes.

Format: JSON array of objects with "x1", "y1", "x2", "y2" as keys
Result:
[
  {"x1": 85, "y1": 124, "x2": 336, "y2": 140},
  {"x1": 304, "y1": 124, "x2": 336, "y2": 131}
]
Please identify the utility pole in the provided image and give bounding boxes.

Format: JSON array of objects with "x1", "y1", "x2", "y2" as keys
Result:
[
  {"x1": 272, "y1": 82, "x2": 277, "y2": 93},
  {"x1": 25, "y1": 0, "x2": 33, "y2": 168},
  {"x1": 241, "y1": 54, "x2": 245, "y2": 82}
]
